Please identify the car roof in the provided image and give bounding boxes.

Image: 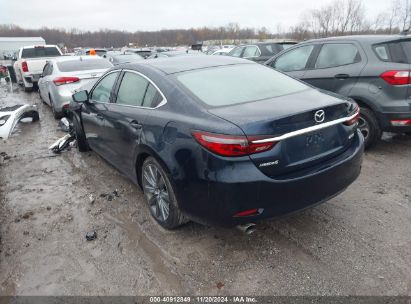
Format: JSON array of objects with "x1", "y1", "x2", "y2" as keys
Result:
[
  {"x1": 124, "y1": 56, "x2": 253, "y2": 75},
  {"x1": 303, "y1": 35, "x2": 409, "y2": 44},
  {"x1": 237, "y1": 41, "x2": 296, "y2": 47}
]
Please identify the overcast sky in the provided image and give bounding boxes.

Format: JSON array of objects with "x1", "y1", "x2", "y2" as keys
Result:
[{"x1": 0, "y1": 0, "x2": 389, "y2": 32}]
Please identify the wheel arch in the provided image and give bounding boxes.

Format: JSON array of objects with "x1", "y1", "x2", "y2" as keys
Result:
[{"x1": 135, "y1": 145, "x2": 172, "y2": 189}]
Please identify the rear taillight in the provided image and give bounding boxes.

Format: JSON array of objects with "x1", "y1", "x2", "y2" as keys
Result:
[
  {"x1": 53, "y1": 76, "x2": 80, "y2": 86},
  {"x1": 21, "y1": 61, "x2": 28, "y2": 72},
  {"x1": 380, "y1": 70, "x2": 411, "y2": 85},
  {"x1": 391, "y1": 119, "x2": 411, "y2": 126},
  {"x1": 233, "y1": 209, "x2": 260, "y2": 217},
  {"x1": 192, "y1": 131, "x2": 276, "y2": 157},
  {"x1": 344, "y1": 107, "x2": 360, "y2": 126}
]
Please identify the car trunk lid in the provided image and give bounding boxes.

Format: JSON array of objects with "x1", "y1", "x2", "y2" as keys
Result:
[{"x1": 208, "y1": 89, "x2": 355, "y2": 178}]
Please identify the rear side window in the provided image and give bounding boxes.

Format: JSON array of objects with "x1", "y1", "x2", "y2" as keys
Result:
[
  {"x1": 315, "y1": 44, "x2": 360, "y2": 69},
  {"x1": 274, "y1": 45, "x2": 314, "y2": 72},
  {"x1": 261, "y1": 44, "x2": 281, "y2": 55},
  {"x1": 117, "y1": 72, "x2": 148, "y2": 107},
  {"x1": 243, "y1": 46, "x2": 260, "y2": 58},
  {"x1": 21, "y1": 47, "x2": 61, "y2": 58},
  {"x1": 229, "y1": 47, "x2": 244, "y2": 57},
  {"x1": 177, "y1": 63, "x2": 308, "y2": 107},
  {"x1": 142, "y1": 84, "x2": 163, "y2": 108},
  {"x1": 374, "y1": 45, "x2": 389, "y2": 61},
  {"x1": 116, "y1": 72, "x2": 163, "y2": 108},
  {"x1": 57, "y1": 59, "x2": 112, "y2": 72},
  {"x1": 373, "y1": 42, "x2": 408, "y2": 63},
  {"x1": 91, "y1": 72, "x2": 119, "y2": 103}
]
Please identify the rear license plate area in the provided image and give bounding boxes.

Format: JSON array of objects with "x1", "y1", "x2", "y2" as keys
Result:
[{"x1": 285, "y1": 128, "x2": 343, "y2": 163}]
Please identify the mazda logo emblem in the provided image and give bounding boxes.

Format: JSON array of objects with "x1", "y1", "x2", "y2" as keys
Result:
[{"x1": 314, "y1": 110, "x2": 325, "y2": 123}]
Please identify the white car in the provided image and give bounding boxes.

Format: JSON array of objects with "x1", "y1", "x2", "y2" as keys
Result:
[
  {"x1": 13, "y1": 45, "x2": 62, "y2": 92},
  {"x1": 38, "y1": 56, "x2": 113, "y2": 118}
]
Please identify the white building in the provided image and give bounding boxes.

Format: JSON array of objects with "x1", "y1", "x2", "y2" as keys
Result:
[{"x1": 0, "y1": 37, "x2": 46, "y2": 59}]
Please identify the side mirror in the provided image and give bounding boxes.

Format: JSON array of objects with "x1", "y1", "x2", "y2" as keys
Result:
[{"x1": 72, "y1": 90, "x2": 89, "y2": 103}]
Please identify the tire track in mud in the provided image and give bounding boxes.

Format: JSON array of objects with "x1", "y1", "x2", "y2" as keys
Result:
[{"x1": 104, "y1": 212, "x2": 185, "y2": 293}]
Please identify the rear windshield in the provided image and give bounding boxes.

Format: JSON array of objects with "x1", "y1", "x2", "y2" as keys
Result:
[
  {"x1": 176, "y1": 64, "x2": 308, "y2": 107},
  {"x1": 57, "y1": 59, "x2": 112, "y2": 72},
  {"x1": 21, "y1": 47, "x2": 61, "y2": 58}
]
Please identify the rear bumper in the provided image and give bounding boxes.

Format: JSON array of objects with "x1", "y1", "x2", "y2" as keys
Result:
[
  {"x1": 175, "y1": 130, "x2": 364, "y2": 226},
  {"x1": 50, "y1": 88, "x2": 78, "y2": 114},
  {"x1": 377, "y1": 111, "x2": 411, "y2": 132},
  {"x1": 24, "y1": 73, "x2": 41, "y2": 84}
]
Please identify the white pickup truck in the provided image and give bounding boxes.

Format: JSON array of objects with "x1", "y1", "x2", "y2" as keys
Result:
[{"x1": 13, "y1": 45, "x2": 62, "y2": 92}]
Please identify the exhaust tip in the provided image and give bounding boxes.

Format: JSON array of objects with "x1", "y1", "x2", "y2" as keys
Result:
[{"x1": 236, "y1": 223, "x2": 257, "y2": 235}]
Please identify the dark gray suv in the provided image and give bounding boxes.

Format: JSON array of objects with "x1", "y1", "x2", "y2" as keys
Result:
[{"x1": 265, "y1": 35, "x2": 411, "y2": 148}]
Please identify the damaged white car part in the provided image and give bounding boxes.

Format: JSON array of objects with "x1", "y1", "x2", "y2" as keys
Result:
[
  {"x1": 0, "y1": 105, "x2": 39, "y2": 139},
  {"x1": 48, "y1": 133, "x2": 75, "y2": 153}
]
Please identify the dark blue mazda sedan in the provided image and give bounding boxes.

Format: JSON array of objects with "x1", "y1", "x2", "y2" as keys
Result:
[{"x1": 70, "y1": 56, "x2": 364, "y2": 229}]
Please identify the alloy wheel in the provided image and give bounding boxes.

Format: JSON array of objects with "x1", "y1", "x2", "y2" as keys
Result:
[
  {"x1": 358, "y1": 116, "x2": 370, "y2": 141},
  {"x1": 142, "y1": 164, "x2": 170, "y2": 222}
]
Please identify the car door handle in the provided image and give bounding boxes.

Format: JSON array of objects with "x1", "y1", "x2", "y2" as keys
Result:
[
  {"x1": 334, "y1": 73, "x2": 350, "y2": 79},
  {"x1": 129, "y1": 120, "x2": 142, "y2": 129}
]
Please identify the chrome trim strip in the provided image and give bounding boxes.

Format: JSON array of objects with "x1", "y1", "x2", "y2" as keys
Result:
[{"x1": 251, "y1": 111, "x2": 359, "y2": 144}]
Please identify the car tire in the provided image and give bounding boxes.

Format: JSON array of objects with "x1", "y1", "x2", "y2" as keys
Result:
[
  {"x1": 72, "y1": 115, "x2": 90, "y2": 152},
  {"x1": 358, "y1": 107, "x2": 381, "y2": 149},
  {"x1": 49, "y1": 95, "x2": 62, "y2": 120},
  {"x1": 141, "y1": 157, "x2": 187, "y2": 229}
]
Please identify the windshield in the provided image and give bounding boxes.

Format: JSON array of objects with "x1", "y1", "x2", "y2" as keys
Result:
[
  {"x1": 176, "y1": 63, "x2": 308, "y2": 107},
  {"x1": 57, "y1": 59, "x2": 112, "y2": 72},
  {"x1": 21, "y1": 47, "x2": 61, "y2": 58}
]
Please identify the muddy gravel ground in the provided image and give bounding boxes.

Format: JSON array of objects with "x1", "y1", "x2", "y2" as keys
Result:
[{"x1": 0, "y1": 82, "x2": 410, "y2": 296}]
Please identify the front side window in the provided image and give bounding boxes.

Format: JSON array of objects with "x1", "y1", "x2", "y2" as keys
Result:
[
  {"x1": 315, "y1": 43, "x2": 360, "y2": 69},
  {"x1": 274, "y1": 45, "x2": 314, "y2": 72},
  {"x1": 177, "y1": 63, "x2": 308, "y2": 107},
  {"x1": 91, "y1": 72, "x2": 119, "y2": 103},
  {"x1": 116, "y1": 72, "x2": 149, "y2": 107}
]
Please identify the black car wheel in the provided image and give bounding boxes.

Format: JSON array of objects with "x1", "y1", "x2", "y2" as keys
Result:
[
  {"x1": 359, "y1": 107, "x2": 381, "y2": 149},
  {"x1": 142, "y1": 157, "x2": 186, "y2": 229},
  {"x1": 73, "y1": 115, "x2": 90, "y2": 152},
  {"x1": 49, "y1": 95, "x2": 62, "y2": 120}
]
